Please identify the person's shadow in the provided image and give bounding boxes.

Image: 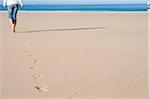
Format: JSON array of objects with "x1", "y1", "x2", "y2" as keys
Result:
[{"x1": 15, "y1": 26, "x2": 106, "y2": 33}]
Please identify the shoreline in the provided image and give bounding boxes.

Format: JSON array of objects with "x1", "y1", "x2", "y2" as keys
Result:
[{"x1": 0, "y1": 10, "x2": 148, "y2": 13}]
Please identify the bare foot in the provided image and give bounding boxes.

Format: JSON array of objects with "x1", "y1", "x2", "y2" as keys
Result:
[{"x1": 11, "y1": 25, "x2": 15, "y2": 32}]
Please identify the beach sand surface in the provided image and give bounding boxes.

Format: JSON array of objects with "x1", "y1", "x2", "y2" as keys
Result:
[{"x1": 0, "y1": 12, "x2": 148, "y2": 99}]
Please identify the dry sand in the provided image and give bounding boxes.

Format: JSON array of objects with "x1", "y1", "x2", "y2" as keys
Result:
[{"x1": 0, "y1": 12, "x2": 148, "y2": 99}]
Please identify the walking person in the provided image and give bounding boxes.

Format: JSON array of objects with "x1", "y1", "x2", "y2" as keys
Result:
[{"x1": 3, "y1": 0, "x2": 23, "y2": 32}]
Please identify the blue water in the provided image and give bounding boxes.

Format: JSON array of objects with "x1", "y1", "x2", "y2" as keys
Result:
[{"x1": 0, "y1": 4, "x2": 148, "y2": 11}]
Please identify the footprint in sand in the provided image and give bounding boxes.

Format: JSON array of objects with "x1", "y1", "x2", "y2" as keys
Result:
[
  {"x1": 35, "y1": 84, "x2": 49, "y2": 92},
  {"x1": 33, "y1": 59, "x2": 39, "y2": 64},
  {"x1": 14, "y1": 37, "x2": 48, "y2": 92},
  {"x1": 32, "y1": 74, "x2": 42, "y2": 79},
  {"x1": 29, "y1": 65, "x2": 40, "y2": 70},
  {"x1": 28, "y1": 54, "x2": 39, "y2": 64},
  {"x1": 27, "y1": 51, "x2": 49, "y2": 93},
  {"x1": 28, "y1": 53, "x2": 36, "y2": 58}
]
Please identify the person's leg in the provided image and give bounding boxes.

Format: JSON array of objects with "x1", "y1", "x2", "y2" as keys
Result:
[
  {"x1": 12, "y1": 4, "x2": 19, "y2": 32},
  {"x1": 7, "y1": 5, "x2": 14, "y2": 32}
]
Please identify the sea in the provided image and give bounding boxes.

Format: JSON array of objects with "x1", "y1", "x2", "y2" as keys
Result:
[{"x1": 0, "y1": 4, "x2": 149, "y2": 12}]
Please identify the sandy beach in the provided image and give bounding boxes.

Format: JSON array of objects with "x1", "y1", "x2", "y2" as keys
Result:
[{"x1": 0, "y1": 12, "x2": 148, "y2": 99}]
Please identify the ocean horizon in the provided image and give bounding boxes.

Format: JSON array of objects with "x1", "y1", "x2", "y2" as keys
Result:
[{"x1": 0, "y1": 4, "x2": 148, "y2": 11}]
